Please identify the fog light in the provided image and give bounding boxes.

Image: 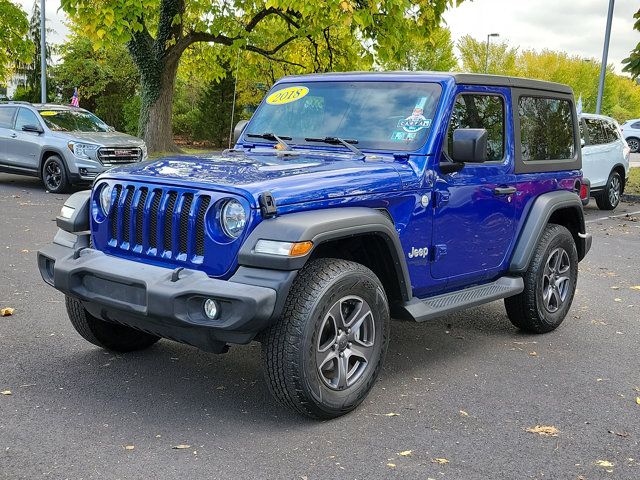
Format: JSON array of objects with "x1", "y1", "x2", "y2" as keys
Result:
[{"x1": 203, "y1": 298, "x2": 219, "y2": 320}]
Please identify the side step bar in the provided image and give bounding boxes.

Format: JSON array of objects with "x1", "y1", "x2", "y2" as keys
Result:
[{"x1": 400, "y1": 276, "x2": 524, "y2": 322}]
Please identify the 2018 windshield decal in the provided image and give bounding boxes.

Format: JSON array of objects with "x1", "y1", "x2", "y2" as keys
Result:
[
  {"x1": 266, "y1": 86, "x2": 309, "y2": 105},
  {"x1": 397, "y1": 96, "x2": 432, "y2": 133}
]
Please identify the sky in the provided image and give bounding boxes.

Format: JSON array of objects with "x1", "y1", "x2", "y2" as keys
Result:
[{"x1": 15, "y1": 0, "x2": 640, "y2": 74}]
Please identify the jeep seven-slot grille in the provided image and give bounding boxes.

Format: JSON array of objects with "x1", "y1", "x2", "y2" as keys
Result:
[{"x1": 108, "y1": 185, "x2": 211, "y2": 262}]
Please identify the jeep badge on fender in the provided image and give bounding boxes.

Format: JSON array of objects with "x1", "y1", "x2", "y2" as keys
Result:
[{"x1": 38, "y1": 72, "x2": 591, "y2": 419}]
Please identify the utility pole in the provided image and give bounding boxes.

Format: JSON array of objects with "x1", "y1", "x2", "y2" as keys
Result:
[
  {"x1": 596, "y1": 0, "x2": 614, "y2": 114},
  {"x1": 485, "y1": 33, "x2": 499, "y2": 73},
  {"x1": 40, "y1": 0, "x2": 46, "y2": 103}
]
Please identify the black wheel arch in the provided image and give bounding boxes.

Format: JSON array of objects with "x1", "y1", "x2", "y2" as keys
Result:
[
  {"x1": 238, "y1": 207, "x2": 412, "y2": 306},
  {"x1": 39, "y1": 148, "x2": 69, "y2": 180},
  {"x1": 509, "y1": 190, "x2": 591, "y2": 273}
]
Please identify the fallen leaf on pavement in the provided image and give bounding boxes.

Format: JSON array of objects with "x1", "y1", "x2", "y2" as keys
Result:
[
  {"x1": 526, "y1": 425, "x2": 559, "y2": 437},
  {"x1": 399, "y1": 450, "x2": 412, "y2": 456},
  {"x1": 608, "y1": 430, "x2": 630, "y2": 438},
  {"x1": 614, "y1": 298, "x2": 622, "y2": 302},
  {"x1": 595, "y1": 460, "x2": 614, "y2": 468},
  {"x1": 459, "y1": 410, "x2": 469, "y2": 417},
  {"x1": 529, "y1": 351, "x2": 538, "y2": 356},
  {"x1": 432, "y1": 458, "x2": 449, "y2": 464},
  {"x1": 1, "y1": 308, "x2": 15, "y2": 316},
  {"x1": 1, "y1": 390, "x2": 11, "y2": 395},
  {"x1": 172, "y1": 444, "x2": 191, "y2": 449},
  {"x1": 630, "y1": 286, "x2": 640, "y2": 291},
  {"x1": 383, "y1": 412, "x2": 400, "y2": 417},
  {"x1": 636, "y1": 397, "x2": 640, "y2": 405},
  {"x1": 124, "y1": 445, "x2": 135, "y2": 450},
  {"x1": 386, "y1": 463, "x2": 396, "y2": 468}
]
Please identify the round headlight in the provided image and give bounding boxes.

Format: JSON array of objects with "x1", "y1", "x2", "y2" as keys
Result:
[
  {"x1": 221, "y1": 199, "x2": 246, "y2": 238},
  {"x1": 99, "y1": 183, "x2": 113, "y2": 214}
]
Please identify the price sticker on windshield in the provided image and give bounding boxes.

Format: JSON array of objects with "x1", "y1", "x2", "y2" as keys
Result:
[
  {"x1": 39, "y1": 111, "x2": 58, "y2": 116},
  {"x1": 266, "y1": 86, "x2": 309, "y2": 105}
]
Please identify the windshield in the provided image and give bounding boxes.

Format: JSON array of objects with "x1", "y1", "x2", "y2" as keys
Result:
[
  {"x1": 245, "y1": 81, "x2": 442, "y2": 152},
  {"x1": 37, "y1": 109, "x2": 110, "y2": 132}
]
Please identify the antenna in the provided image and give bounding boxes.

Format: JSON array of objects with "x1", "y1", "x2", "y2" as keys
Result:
[{"x1": 228, "y1": 46, "x2": 242, "y2": 149}]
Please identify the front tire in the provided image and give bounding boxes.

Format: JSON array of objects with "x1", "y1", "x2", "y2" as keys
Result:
[
  {"x1": 505, "y1": 224, "x2": 578, "y2": 334},
  {"x1": 626, "y1": 137, "x2": 639, "y2": 153},
  {"x1": 262, "y1": 258, "x2": 390, "y2": 419},
  {"x1": 595, "y1": 170, "x2": 622, "y2": 211},
  {"x1": 66, "y1": 296, "x2": 160, "y2": 352},
  {"x1": 42, "y1": 155, "x2": 70, "y2": 193}
]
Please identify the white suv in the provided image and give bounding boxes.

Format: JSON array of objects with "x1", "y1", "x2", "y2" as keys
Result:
[
  {"x1": 580, "y1": 113, "x2": 630, "y2": 210},
  {"x1": 620, "y1": 119, "x2": 640, "y2": 153}
]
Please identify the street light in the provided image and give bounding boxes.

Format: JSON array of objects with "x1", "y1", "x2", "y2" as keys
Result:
[{"x1": 485, "y1": 33, "x2": 499, "y2": 73}]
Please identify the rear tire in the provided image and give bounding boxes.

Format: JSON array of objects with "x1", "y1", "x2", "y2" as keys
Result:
[
  {"x1": 595, "y1": 170, "x2": 622, "y2": 211},
  {"x1": 505, "y1": 224, "x2": 578, "y2": 334},
  {"x1": 262, "y1": 258, "x2": 390, "y2": 419},
  {"x1": 42, "y1": 155, "x2": 70, "y2": 194},
  {"x1": 66, "y1": 296, "x2": 160, "y2": 352},
  {"x1": 626, "y1": 137, "x2": 639, "y2": 153}
]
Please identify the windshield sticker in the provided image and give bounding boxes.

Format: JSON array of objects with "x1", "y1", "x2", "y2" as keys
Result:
[
  {"x1": 390, "y1": 131, "x2": 408, "y2": 142},
  {"x1": 266, "y1": 86, "x2": 309, "y2": 105},
  {"x1": 39, "y1": 111, "x2": 58, "y2": 116},
  {"x1": 397, "y1": 97, "x2": 432, "y2": 133}
]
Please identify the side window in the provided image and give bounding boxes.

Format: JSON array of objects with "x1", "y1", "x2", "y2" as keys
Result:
[
  {"x1": 519, "y1": 96, "x2": 574, "y2": 161},
  {"x1": 446, "y1": 94, "x2": 504, "y2": 161},
  {"x1": 0, "y1": 107, "x2": 17, "y2": 128},
  {"x1": 631, "y1": 121, "x2": 640, "y2": 129},
  {"x1": 14, "y1": 108, "x2": 40, "y2": 131},
  {"x1": 584, "y1": 118, "x2": 606, "y2": 145},
  {"x1": 602, "y1": 120, "x2": 619, "y2": 143}
]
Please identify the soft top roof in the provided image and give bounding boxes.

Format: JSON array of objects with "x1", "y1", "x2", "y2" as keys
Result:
[{"x1": 279, "y1": 71, "x2": 573, "y2": 95}]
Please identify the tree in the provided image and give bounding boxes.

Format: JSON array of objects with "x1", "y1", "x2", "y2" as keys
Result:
[
  {"x1": 382, "y1": 26, "x2": 457, "y2": 72},
  {"x1": 457, "y1": 35, "x2": 517, "y2": 75},
  {"x1": 60, "y1": 0, "x2": 462, "y2": 152},
  {"x1": 12, "y1": 1, "x2": 55, "y2": 102},
  {"x1": 0, "y1": 0, "x2": 33, "y2": 82},
  {"x1": 53, "y1": 33, "x2": 140, "y2": 129},
  {"x1": 622, "y1": 8, "x2": 640, "y2": 79}
]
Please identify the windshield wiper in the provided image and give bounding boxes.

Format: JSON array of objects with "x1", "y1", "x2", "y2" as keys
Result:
[
  {"x1": 304, "y1": 136, "x2": 365, "y2": 159},
  {"x1": 246, "y1": 132, "x2": 292, "y2": 150}
]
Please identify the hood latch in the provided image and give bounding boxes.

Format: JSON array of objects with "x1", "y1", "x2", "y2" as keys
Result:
[{"x1": 259, "y1": 192, "x2": 277, "y2": 218}]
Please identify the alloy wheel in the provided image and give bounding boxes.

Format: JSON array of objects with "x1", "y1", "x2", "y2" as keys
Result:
[
  {"x1": 541, "y1": 247, "x2": 571, "y2": 313},
  {"x1": 316, "y1": 295, "x2": 376, "y2": 390},
  {"x1": 44, "y1": 161, "x2": 62, "y2": 191},
  {"x1": 608, "y1": 175, "x2": 621, "y2": 207}
]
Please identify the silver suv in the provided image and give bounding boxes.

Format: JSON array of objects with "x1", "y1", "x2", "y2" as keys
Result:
[{"x1": 0, "y1": 102, "x2": 147, "y2": 193}]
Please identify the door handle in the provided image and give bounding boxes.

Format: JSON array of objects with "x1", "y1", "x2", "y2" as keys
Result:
[{"x1": 493, "y1": 186, "x2": 517, "y2": 195}]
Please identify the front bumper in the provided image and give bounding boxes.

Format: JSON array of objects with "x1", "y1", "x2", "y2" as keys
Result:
[{"x1": 38, "y1": 232, "x2": 292, "y2": 352}]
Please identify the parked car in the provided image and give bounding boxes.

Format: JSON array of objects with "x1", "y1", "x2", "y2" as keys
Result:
[
  {"x1": 580, "y1": 113, "x2": 630, "y2": 210},
  {"x1": 0, "y1": 102, "x2": 147, "y2": 193},
  {"x1": 620, "y1": 118, "x2": 640, "y2": 153},
  {"x1": 38, "y1": 73, "x2": 591, "y2": 419}
]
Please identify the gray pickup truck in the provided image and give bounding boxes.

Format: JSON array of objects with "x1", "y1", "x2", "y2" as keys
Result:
[{"x1": 0, "y1": 102, "x2": 146, "y2": 193}]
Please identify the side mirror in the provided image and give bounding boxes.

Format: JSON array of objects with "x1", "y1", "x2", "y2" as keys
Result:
[
  {"x1": 451, "y1": 128, "x2": 488, "y2": 163},
  {"x1": 233, "y1": 120, "x2": 249, "y2": 144},
  {"x1": 22, "y1": 124, "x2": 44, "y2": 134}
]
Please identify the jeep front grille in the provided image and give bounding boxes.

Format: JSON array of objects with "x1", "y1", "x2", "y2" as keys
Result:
[
  {"x1": 107, "y1": 185, "x2": 211, "y2": 261},
  {"x1": 98, "y1": 147, "x2": 142, "y2": 165}
]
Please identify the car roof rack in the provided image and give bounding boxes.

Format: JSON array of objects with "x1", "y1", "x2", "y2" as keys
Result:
[{"x1": 0, "y1": 100, "x2": 32, "y2": 105}]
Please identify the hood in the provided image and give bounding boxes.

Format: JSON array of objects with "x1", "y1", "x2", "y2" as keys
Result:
[
  {"x1": 101, "y1": 151, "x2": 411, "y2": 207},
  {"x1": 64, "y1": 131, "x2": 145, "y2": 147}
]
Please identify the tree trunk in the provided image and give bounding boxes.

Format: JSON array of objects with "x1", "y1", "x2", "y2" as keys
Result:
[{"x1": 138, "y1": 57, "x2": 180, "y2": 153}]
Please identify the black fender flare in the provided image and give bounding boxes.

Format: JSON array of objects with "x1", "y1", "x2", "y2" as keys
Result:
[
  {"x1": 238, "y1": 207, "x2": 412, "y2": 301},
  {"x1": 509, "y1": 190, "x2": 590, "y2": 272},
  {"x1": 38, "y1": 147, "x2": 70, "y2": 180}
]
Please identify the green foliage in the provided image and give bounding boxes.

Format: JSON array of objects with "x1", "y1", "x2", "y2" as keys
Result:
[
  {"x1": 622, "y1": 8, "x2": 640, "y2": 79},
  {"x1": 382, "y1": 27, "x2": 457, "y2": 71},
  {"x1": 122, "y1": 95, "x2": 141, "y2": 135},
  {"x1": 457, "y1": 35, "x2": 517, "y2": 74},
  {"x1": 0, "y1": 0, "x2": 33, "y2": 82},
  {"x1": 52, "y1": 32, "x2": 139, "y2": 130}
]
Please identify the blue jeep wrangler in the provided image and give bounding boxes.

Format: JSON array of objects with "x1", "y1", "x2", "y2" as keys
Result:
[{"x1": 38, "y1": 73, "x2": 591, "y2": 419}]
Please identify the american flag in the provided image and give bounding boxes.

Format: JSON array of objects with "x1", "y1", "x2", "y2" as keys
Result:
[{"x1": 71, "y1": 88, "x2": 79, "y2": 107}]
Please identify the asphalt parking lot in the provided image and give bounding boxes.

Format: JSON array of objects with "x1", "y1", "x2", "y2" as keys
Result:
[{"x1": 1, "y1": 172, "x2": 639, "y2": 480}]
